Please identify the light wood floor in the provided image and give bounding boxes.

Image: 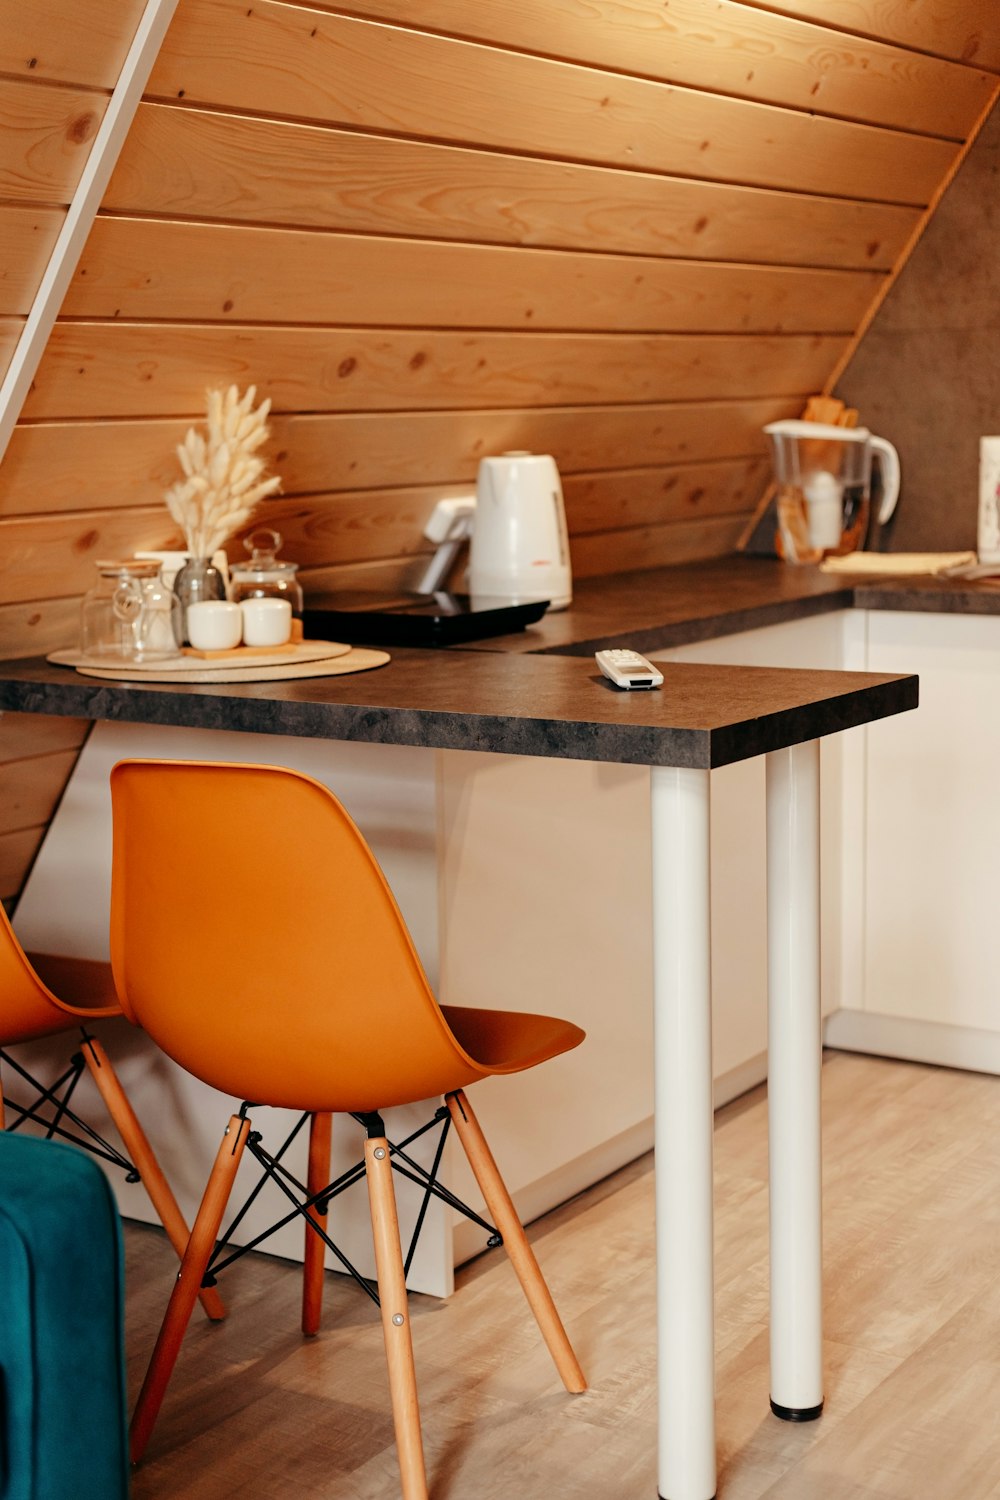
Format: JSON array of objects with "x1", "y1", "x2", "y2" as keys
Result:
[{"x1": 123, "y1": 1051, "x2": 1000, "y2": 1499}]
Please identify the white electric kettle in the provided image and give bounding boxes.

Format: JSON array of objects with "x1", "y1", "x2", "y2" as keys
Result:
[{"x1": 468, "y1": 452, "x2": 572, "y2": 610}]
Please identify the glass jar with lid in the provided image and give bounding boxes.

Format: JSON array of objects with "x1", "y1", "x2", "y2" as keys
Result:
[
  {"x1": 229, "y1": 529, "x2": 304, "y2": 619},
  {"x1": 80, "y1": 560, "x2": 182, "y2": 664}
]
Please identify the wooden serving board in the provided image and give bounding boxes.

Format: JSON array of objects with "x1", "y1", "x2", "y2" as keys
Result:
[{"x1": 182, "y1": 641, "x2": 299, "y2": 660}]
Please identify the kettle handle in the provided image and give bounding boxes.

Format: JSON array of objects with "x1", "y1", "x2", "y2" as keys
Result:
[{"x1": 869, "y1": 435, "x2": 900, "y2": 525}]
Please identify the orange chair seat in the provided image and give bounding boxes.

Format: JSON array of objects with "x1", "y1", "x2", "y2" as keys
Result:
[
  {"x1": 441, "y1": 1004, "x2": 584, "y2": 1074},
  {"x1": 123, "y1": 999, "x2": 583, "y2": 1116},
  {"x1": 11, "y1": 953, "x2": 120, "y2": 1045}
]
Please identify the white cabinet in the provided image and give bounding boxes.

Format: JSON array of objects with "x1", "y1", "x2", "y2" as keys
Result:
[
  {"x1": 825, "y1": 609, "x2": 1000, "y2": 1073},
  {"x1": 438, "y1": 750, "x2": 658, "y2": 1263}
]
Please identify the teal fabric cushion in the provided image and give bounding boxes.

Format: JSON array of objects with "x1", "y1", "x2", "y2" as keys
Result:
[{"x1": 0, "y1": 1133, "x2": 129, "y2": 1499}]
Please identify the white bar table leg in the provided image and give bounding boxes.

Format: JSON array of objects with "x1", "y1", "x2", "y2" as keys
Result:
[
  {"x1": 765, "y1": 742, "x2": 824, "y2": 1421},
  {"x1": 650, "y1": 765, "x2": 716, "y2": 1500}
]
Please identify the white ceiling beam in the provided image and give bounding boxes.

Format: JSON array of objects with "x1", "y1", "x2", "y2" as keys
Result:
[{"x1": 0, "y1": 0, "x2": 181, "y2": 464}]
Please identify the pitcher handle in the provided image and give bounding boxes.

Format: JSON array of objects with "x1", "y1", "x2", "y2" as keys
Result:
[{"x1": 869, "y1": 435, "x2": 900, "y2": 525}]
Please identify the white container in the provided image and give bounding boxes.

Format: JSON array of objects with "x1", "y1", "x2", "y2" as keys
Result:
[
  {"x1": 187, "y1": 600, "x2": 242, "y2": 651},
  {"x1": 468, "y1": 451, "x2": 572, "y2": 610},
  {"x1": 978, "y1": 437, "x2": 1000, "y2": 563},
  {"x1": 240, "y1": 596, "x2": 292, "y2": 647}
]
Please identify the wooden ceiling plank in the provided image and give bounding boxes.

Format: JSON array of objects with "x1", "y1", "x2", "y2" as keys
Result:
[
  {"x1": 571, "y1": 513, "x2": 751, "y2": 574},
  {"x1": 0, "y1": 0, "x2": 147, "y2": 88},
  {"x1": 0, "y1": 79, "x2": 109, "y2": 207},
  {"x1": 743, "y1": 1, "x2": 1000, "y2": 70},
  {"x1": 0, "y1": 398, "x2": 799, "y2": 515},
  {"x1": 136, "y1": 31, "x2": 959, "y2": 202},
  {"x1": 0, "y1": 506, "x2": 181, "y2": 604},
  {"x1": 0, "y1": 208, "x2": 66, "y2": 317},
  {"x1": 103, "y1": 107, "x2": 921, "y2": 269},
  {"x1": 62, "y1": 218, "x2": 883, "y2": 332},
  {"x1": 563, "y1": 457, "x2": 772, "y2": 535},
  {"x1": 0, "y1": 827, "x2": 49, "y2": 902},
  {"x1": 0, "y1": 713, "x2": 89, "y2": 759},
  {"x1": 292, "y1": 513, "x2": 749, "y2": 596},
  {"x1": 0, "y1": 322, "x2": 25, "y2": 387},
  {"x1": 22, "y1": 323, "x2": 848, "y2": 420},
  {"x1": 0, "y1": 597, "x2": 80, "y2": 661},
  {"x1": 0, "y1": 749, "x2": 83, "y2": 835},
  {"x1": 257, "y1": 0, "x2": 998, "y2": 133},
  {"x1": 196, "y1": 457, "x2": 769, "y2": 567}
]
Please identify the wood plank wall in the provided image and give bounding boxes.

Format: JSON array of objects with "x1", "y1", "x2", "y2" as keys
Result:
[{"x1": 0, "y1": 0, "x2": 998, "y2": 903}]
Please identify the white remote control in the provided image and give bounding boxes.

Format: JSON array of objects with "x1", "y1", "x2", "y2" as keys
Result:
[{"x1": 595, "y1": 648, "x2": 664, "y2": 690}]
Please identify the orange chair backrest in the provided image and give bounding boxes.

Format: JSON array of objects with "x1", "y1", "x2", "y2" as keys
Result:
[
  {"x1": 109, "y1": 760, "x2": 488, "y2": 1113},
  {"x1": 0, "y1": 905, "x2": 75, "y2": 1046}
]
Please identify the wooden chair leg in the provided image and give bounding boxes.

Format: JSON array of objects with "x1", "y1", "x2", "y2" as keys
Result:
[
  {"x1": 82, "y1": 1037, "x2": 227, "y2": 1323},
  {"x1": 130, "y1": 1114, "x2": 250, "y2": 1464},
  {"x1": 365, "y1": 1134, "x2": 429, "y2": 1500},
  {"x1": 447, "y1": 1089, "x2": 586, "y2": 1394},
  {"x1": 302, "y1": 1110, "x2": 332, "y2": 1335}
]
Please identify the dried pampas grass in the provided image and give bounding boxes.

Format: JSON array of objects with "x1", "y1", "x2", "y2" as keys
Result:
[{"x1": 164, "y1": 385, "x2": 282, "y2": 558}]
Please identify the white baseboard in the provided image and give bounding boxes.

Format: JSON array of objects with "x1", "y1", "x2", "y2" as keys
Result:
[
  {"x1": 713, "y1": 1049, "x2": 768, "y2": 1109},
  {"x1": 452, "y1": 1114, "x2": 655, "y2": 1266},
  {"x1": 824, "y1": 1009, "x2": 1000, "y2": 1076}
]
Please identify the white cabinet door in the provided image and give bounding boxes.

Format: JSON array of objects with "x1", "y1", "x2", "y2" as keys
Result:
[{"x1": 862, "y1": 611, "x2": 1000, "y2": 1040}]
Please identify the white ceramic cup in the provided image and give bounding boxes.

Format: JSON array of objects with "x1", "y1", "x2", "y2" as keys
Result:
[
  {"x1": 239, "y1": 596, "x2": 292, "y2": 647},
  {"x1": 187, "y1": 600, "x2": 243, "y2": 651}
]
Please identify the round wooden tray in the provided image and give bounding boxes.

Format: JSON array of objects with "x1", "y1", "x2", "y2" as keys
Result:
[{"x1": 47, "y1": 642, "x2": 389, "y2": 684}]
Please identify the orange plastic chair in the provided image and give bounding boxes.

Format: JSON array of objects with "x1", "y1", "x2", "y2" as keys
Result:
[
  {"x1": 0, "y1": 903, "x2": 225, "y2": 1322},
  {"x1": 110, "y1": 758, "x2": 587, "y2": 1498}
]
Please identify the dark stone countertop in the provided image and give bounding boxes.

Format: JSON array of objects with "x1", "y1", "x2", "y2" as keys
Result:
[
  {"x1": 852, "y1": 572, "x2": 1000, "y2": 616},
  {"x1": 0, "y1": 648, "x2": 916, "y2": 770},
  {"x1": 471, "y1": 556, "x2": 856, "y2": 655},
  {"x1": 467, "y1": 555, "x2": 1000, "y2": 656}
]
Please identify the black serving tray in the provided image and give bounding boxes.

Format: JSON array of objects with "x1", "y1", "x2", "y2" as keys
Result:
[{"x1": 301, "y1": 591, "x2": 549, "y2": 648}]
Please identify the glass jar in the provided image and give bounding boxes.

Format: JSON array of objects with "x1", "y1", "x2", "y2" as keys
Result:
[
  {"x1": 80, "y1": 560, "x2": 182, "y2": 664},
  {"x1": 230, "y1": 529, "x2": 304, "y2": 617}
]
